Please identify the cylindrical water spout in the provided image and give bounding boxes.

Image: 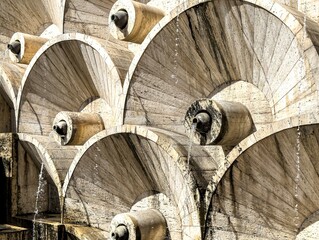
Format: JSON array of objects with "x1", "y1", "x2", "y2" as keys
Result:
[
  {"x1": 185, "y1": 99, "x2": 254, "y2": 146},
  {"x1": 52, "y1": 112, "x2": 105, "y2": 145},
  {"x1": 111, "y1": 10, "x2": 129, "y2": 30},
  {"x1": 110, "y1": 209, "x2": 167, "y2": 240},
  {"x1": 7, "y1": 40, "x2": 21, "y2": 55},
  {"x1": 8, "y1": 32, "x2": 48, "y2": 64},
  {"x1": 111, "y1": 225, "x2": 129, "y2": 240},
  {"x1": 109, "y1": 0, "x2": 165, "y2": 44}
]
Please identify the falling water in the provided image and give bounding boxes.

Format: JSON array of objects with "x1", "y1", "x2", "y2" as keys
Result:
[
  {"x1": 294, "y1": 0, "x2": 307, "y2": 231},
  {"x1": 32, "y1": 161, "x2": 46, "y2": 240},
  {"x1": 32, "y1": 132, "x2": 54, "y2": 239},
  {"x1": 172, "y1": 7, "x2": 181, "y2": 84},
  {"x1": 294, "y1": 125, "x2": 301, "y2": 227}
]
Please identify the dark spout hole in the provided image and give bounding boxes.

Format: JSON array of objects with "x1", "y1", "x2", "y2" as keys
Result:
[
  {"x1": 7, "y1": 40, "x2": 21, "y2": 55},
  {"x1": 111, "y1": 232, "x2": 118, "y2": 239},
  {"x1": 53, "y1": 120, "x2": 67, "y2": 137},
  {"x1": 196, "y1": 121, "x2": 203, "y2": 129},
  {"x1": 111, "y1": 9, "x2": 128, "y2": 30},
  {"x1": 111, "y1": 15, "x2": 117, "y2": 21},
  {"x1": 193, "y1": 111, "x2": 212, "y2": 134},
  {"x1": 111, "y1": 225, "x2": 129, "y2": 240}
]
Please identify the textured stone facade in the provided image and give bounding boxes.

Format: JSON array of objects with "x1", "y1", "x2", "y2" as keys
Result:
[{"x1": 1, "y1": 0, "x2": 319, "y2": 239}]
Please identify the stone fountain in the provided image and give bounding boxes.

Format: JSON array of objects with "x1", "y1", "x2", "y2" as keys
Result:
[{"x1": 1, "y1": 0, "x2": 319, "y2": 239}]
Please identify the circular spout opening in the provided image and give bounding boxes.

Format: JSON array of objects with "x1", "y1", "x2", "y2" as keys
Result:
[
  {"x1": 111, "y1": 9, "x2": 129, "y2": 30},
  {"x1": 53, "y1": 120, "x2": 68, "y2": 137},
  {"x1": 111, "y1": 225, "x2": 129, "y2": 240},
  {"x1": 193, "y1": 111, "x2": 212, "y2": 134},
  {"x1": 7, "y1": 40, "x2": 21, "y2": 55}
]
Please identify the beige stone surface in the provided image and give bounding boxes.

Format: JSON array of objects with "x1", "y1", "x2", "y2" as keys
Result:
[{"x1": 0, "y1": 0, "x2": 319, "y2": 239}]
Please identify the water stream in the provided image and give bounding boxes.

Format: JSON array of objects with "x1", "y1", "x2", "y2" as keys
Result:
[
  {"x1": 172, "y1": 6, "x2": 181, "y2": 84},
  {"x1": 294, "y1": 0, "x2": 307, "y2": 231},
  {"x1": 32, "y1": 132, "x2": 54, "y2": 239},
  {"x1": 32, "y1": 161, "x2": 46, "y2": 240}
]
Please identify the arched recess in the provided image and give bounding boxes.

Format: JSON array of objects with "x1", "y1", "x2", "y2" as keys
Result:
[
  {"x1": 0, "y1": 62, "x2": 26, "y2": 108},
  {"x1": 121, "y1": 0, "x2": 319, "y2": 134},
  {"x1": 0, "y1": 62, "x2": 26, "y2": 132},
  {"x1": 205, "y1": 123, "x2": 319, "y2": 239},
  {"x1": 15, "y1": 33, "x2": 130, "y2": 200},
  {"x1": 14, "y1": 134, "x2": 62, "y2": 217},
  {"x1": 62, "y1": 125, "x2": 202, "y2": 239},
  {"x1": 16, "y1": 33, "x2": 125, "y2": 137},
  {"x1": 18, "y1": 134, "x2": 64, "y2": 197},
  {"x1": 0, "y1": 91, "x2": 12, "y2": 133},
  {"x1": 0, "y1": 0, "x2": 63, "y2": 53},
  {"x1": 204, "y1": 111, "x2": 319, "y2": 219}
]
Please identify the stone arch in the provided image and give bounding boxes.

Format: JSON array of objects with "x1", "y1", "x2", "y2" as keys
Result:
[
  {"x1": 14, "y1": 133, "x2": 62, "y2": 218},
  {"x1": 0, "y1": 89, "x2": 12, "y2": 133},
  {"x1": 297, "y1": 219, "x2": 319, "y2": 239},
  {"x1": 18, "y1": 133, "x2": 63, "y2": 196},
  {"x1": 62, "y1": 125, "x2": 202, "y2": 239},
  {"x1": 16, "y1": 33, "x2": 124, "y2": 137},
  {"x1": 206, "y1": 122, "x2": 319, "y2": 239},
  {"x1": 0, "y1": 62, "x2": 25, "y2": 109},
  {"x1": 205, "y1": 112, "x2": 319, "y2": 210},
  {"x1": 299, "y1": 209, "x2": 319, "y2": 234},
  {"x1": 0, "y1": 63, "x2": 26, "y2": 133},
  {"x1": 121, "y1": 0, "x2": 319, "y2": 133}
]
